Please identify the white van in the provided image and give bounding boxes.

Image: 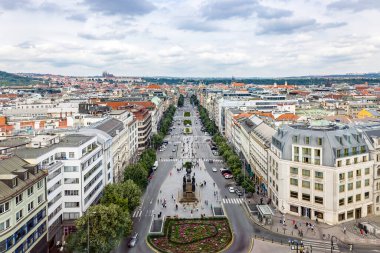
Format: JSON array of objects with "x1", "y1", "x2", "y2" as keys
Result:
[{"x1": 152, "y1": 161, "x2": 158, "y2": 171}]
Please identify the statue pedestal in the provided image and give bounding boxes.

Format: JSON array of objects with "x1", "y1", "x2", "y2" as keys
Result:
[{"x1": 180, "y1": 183, "x2": 198, "y2": 203}]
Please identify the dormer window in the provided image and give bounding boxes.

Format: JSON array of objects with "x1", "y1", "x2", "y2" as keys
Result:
[
  {"x1": 305, "y1": 137, "x2": 310, "y2": 144},
  {"x1": 34, "y1": 167, "x2": 38, "y2": 174},
  {"x1": 24, "y1": 172, "x2": 28, "y2": 180},
  {"x1": 12, "y1": 178, "x2": 17, "y2": 188},
  {"x1": 317, "y1": 138, "x2": 323, "y2": 145}
]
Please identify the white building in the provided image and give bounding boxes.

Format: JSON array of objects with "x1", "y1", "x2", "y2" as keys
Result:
[{"x1": 269, "y1": 124, "x2": 374, "y2": 225}]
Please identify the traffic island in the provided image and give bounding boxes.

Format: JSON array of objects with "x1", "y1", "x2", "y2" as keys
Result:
[
  {"x1": 184, "y1": 112, "x2": 191, "y2": 117},
  {"x1": 183, "y1": 127, "x2": 192, "y2": 134},
  {"x1": 148, "y1": 217, "x2": 232, "y2": 253}
]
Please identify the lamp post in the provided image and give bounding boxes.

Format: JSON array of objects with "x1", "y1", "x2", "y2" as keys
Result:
[{"x1": 330, "y1": 235, "x2": 337, "y2": 253}]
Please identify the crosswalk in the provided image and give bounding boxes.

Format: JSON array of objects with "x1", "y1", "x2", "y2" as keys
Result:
[
  {"x1": 302, "y1": 239, "x2": 340, "y2": 252},
  {"x1": 132, "y1": 209, "x2": 154, "y2": 218},
  {"x1": 160, "y1": 159, "x2": 179, "y2": 162},
  {"x1": 222, "y1": 198, "x2": 243, "y2": 204},
  {"x1": 159, "y1": 158, "x2": 224, "y2": 163}
]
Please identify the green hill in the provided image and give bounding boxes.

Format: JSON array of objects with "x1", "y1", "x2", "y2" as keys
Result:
[{"x1": 0, "y1": 71, "x2": 38, "y2": 86}]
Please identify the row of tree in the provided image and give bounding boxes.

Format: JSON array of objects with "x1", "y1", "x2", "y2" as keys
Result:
[
  {"x1": 177, "y1": 94, "x2": 184, "y2": 107},
  {"x1": 190, "y1": 94, "x2": 199, "y2": 106},
  {"x1": 198, "y1": 105, "x2": 218, "y2": 136},
  {"x1": 152, "y1": 105, "x2": 176, "y2": 148},
  {"x1": 66, "y1": 148, "x2": 157, "y2": 253}
]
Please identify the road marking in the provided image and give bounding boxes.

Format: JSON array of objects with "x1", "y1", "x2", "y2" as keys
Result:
[{"x1": 222, "y1": 198, "x2": 243, "y2": 205}]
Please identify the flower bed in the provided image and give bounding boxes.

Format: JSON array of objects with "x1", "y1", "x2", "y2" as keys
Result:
[
  {"x1": 148, "y1": 218, "x2": 232, "y2": 253},
  {"x1": 184, "y1": 112, "x2": 191, "y2": 117}
]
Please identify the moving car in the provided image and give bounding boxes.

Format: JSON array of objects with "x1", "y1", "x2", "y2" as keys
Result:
[
  {"x1": 235, "y1": 189, "x2": 243, "y2": 196},
  {"x1": 172, "y1": 149, "x2": 176, "y2": 152},
  {"x1": 128, "y1": 233, "x2": 139, "y2": 248},
  {"x1": 228, "y1": 187, "x2": 235, "y2": 193},
  {"x1": 224, "y1": 174, "x2": 233, "y2": 179},
  {"x1": 212, "y1": 167, "x2": 217, "y2": 172}
]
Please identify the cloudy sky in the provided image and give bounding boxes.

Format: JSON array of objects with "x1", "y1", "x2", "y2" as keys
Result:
[{"x1": 0, "y1": 0, "x2": 379, "y2": 77}]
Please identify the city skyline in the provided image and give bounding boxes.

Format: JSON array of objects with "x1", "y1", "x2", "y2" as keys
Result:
[{"x1": 0, "y1": 0, "x2": 379, "y2": 77}]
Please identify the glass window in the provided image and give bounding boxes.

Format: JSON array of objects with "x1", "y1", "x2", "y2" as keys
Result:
[
  {"x1": 290, "y1": 205, "x2": 298, "y2": 213},
  {"x1": 347, "y1": 196, "x2": 353, "y2": 204},
  {"x1": 338, "y1": 213, "x2": 345, "y2": 221},
  {"x1": 317, "y1": 138, "x2": 322, "y2": 145},
  {"x1": 356, "y1": 181, "x2": 361, "y2": 189},
  {"x1": 15, "y1": 194, "x2": 23, "y2": 205},
  {"x1": 302, "y1": 180, "x2": 310, "y2": 189},
  {"x1": 290, "y1": 178, "x2": 298, "y2": 186},
  {"x1": 305, "y1": 137, "x2": 310, "y2": 144},
  {"x1": 365, "y1": 192, "x2": 369, "y2": 199},
  {"x1": 365, "y1": 179, "x2": 370, "y2": 187},
  {"x1": 337, "y1": 150, "x2": 341, "y2": 157},
  {"x1": 346, "y1": 159, "x2": 351, "y2": 165},
  {"x1": 37, "y1": 180, "x2": 43, "y2": 189},
  {"x1": 16, "y1": 210, "x2": 23, "y2": 221},
  {"x1": 302, "y1": 169, "x2": 310, "y2": 177},
  {"x1": 348, "y1": 182, "x2": 353, "y2": 191},
  {"x1": 69, "y1": 152, "x2": 75, "y2": 158},
  {"x1": 290, "y1": 191, "x2": 298, "y2": 198},
  {"x1": 315, "y1": 171, "x2": 323, "y2": 179},
  {"x1": 339, "y1": 198, "x2": 345, "y2": 206},
  {"x1": 365, "y1": 168, "x2": 370, "y2": 175},
  {"x1": 356, "y1": 169, "x2": 362, "y2": 177},
  {"x1": 315, "y1": 196, "x2": 323, "y2": 204},
  {"x1": 290, "y1": 167, "x2": 298, "y2": 174},
  {"x1": 302, "y1": 194, "x2": 310, "y2": 201},
  {"x1": 315, "y1": 183, "x2": 323, "y2": 191},
  {"x1": 314, "y1": 149, "x2": 321, "y2": 157},
  {"x1": 337, "y1": 161, "x2": 342, "y2": 167},
  {"x1": 339, "y1": 185, "x2": 345, "y2": 192},
  {"x1": 0, "y1": 202, "x2": 10, "y2": 214},
  {"x1": 347, "y1": 210, "x2": 354, "y2": 219},
  {"x1": 348, "y1": 171, "x2": 353, "y2": 179},
  {"x1": 27, "y1": 186, "x2": 34, "y2": 196},
  {"x1": 356, "y1": 194, "x2": 361, "y2": 202},
  {"x1": 339, "y1": 173, "x2": 345, "y2": 180}
]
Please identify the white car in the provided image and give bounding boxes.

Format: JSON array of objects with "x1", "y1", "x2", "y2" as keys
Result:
[
  {"x1": 228, "y1": 187, "x2": 235, "y2": 193},
  {"x1": 212, "y1": 167, "x2": 217, "y2": 172}
]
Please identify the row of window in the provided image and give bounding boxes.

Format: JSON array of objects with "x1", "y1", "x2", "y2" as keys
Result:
[
  {"x1": 292, "y1": 136, "x2": 323, "y2": 145},
  {"x1": 339, "y1": 192, "x2": 370, "y2": 206},
  {"x1": 290, "y1": 191, "x2": 324, "y2": 204},
  {"x1": 337, "y1": 156, "x2": 367, "y2": 166},
  {"x1": 290, "y1": 167, "x2": 324, "y2": 179},
  {"x1": 339, "y1": 179, "x2": 370, "y2": 192},
  {"x1": 336, "y1": 146, "x2": 366, "y2": 158},
  {"x1": 290, "y1": 178, "x2": 324, "y2": 191},
  {"x1": 12, "y1": 181, "x2": 44, "y2": 208},
  {"x1": 339, "y1": 168, "x2": 370, "y2": 180}
]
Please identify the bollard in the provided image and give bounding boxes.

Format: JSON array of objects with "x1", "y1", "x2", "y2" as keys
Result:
[
  {"x1": 292, "y1": 231, "x2": 293, "y2": 236},
  {"x1": 277, "y1": 228, "x2": 278, "y2": 232},
  {"x1": 272, "y1": 239, "x2": 273, "y2": 243}
]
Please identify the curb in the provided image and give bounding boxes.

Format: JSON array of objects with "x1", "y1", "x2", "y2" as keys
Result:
[
  {"x1": 218, "y1": 201, "x2": 235, "y2": 253},
  {"x1": 247, "y1": 237, "x2": 254, "y2": 253},
  {"x1": 145, "y1": 237, "x2": 160, "y2": 253}
]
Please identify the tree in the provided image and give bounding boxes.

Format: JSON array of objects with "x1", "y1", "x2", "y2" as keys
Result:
[
  {"x1": 152, "y1": 133, "x2": 164, "y2": 149},
  {"x1": 100, "y1": 180, "x2": 141, "y2": 213},
  {"x1": 124, "y1": 163, "x2": 148, "y2": 189},
  {"x1": 66, "y1": 204, "x2": 132, "y2": 253}
]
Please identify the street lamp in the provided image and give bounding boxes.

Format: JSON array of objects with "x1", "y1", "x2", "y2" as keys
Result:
[{"x1": 331, "y1": 235, "x2": 338, "y2": 253}]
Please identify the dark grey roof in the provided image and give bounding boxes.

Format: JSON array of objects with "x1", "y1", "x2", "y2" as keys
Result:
[
  {"x1": 15, "y1": 134, "x2": 93, "y2": 159},
  {"x1": 93, "y1": 118, "x2": 124, "y2": 137},
  {"x1": 0, "y1": 156, "x2": 47, "y2": 201},
  {"x1": 0, "y1": 138, "x2": 30, "y2": 148}
]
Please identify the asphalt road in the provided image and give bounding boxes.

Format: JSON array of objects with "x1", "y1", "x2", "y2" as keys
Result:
[{"x1": 114, "y1": 99, "x2": 374, "y2": 253}]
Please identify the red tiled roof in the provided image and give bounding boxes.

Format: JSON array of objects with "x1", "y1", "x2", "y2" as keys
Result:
[{"x1": 276, "y1": 113, "x2": 299, "y2": 121}]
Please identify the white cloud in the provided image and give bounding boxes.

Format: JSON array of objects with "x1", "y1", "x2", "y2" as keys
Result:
[{"x1": 0, "y1": 0, "x2": 378, "y2": 77}]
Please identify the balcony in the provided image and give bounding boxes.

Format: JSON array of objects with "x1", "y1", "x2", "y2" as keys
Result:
[{"x1": 42, "y1": 161, "x2": 63, "y2": 172}]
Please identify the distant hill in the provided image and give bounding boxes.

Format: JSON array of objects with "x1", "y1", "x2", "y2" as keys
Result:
[{"x1": 0, "y1": 71, "x2": 38, "y2": 86}]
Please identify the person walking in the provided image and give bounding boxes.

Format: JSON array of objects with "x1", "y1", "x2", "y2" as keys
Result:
[{"x1": 343, "y1": 226, "x2": 346, "y2": 234}]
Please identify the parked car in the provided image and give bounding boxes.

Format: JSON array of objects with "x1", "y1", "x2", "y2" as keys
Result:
[
  {"x1": 128, "y1": 233, "x2": 139, "y2": 247},
  {"x1": 172, "y1": 149, "x2": 176, "y2": 152},
  {"x1": 224, "y1": 174, "x2": 233, "y2": 179},
  {"x1": 228, "y1": 187, "x2": 235, "y2": 193},
  {"x1": 212, "y1": 167, "x2": 217, "y2": 172},
  {"x1": 208, "y1": 159, "x2": 213, "y2": 163},
  {"x1": 235, "y1": 189, "x2": 242, "y2": 196}
]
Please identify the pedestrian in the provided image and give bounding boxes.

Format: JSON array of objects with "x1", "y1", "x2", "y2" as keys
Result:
[
  {"x1": 343, "y1": 226, "x2": 346, "y2": 234},
  {"x1": 172, "y1": 194, "x2": 174, "y2": 199}
]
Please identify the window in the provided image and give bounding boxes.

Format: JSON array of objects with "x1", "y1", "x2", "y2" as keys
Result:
[
  {"x1": 38, "y1": 194, "x2": 44, "y2": 204},
  {"x1": 0, "y1": 218, "x2": 10, "y2": 232},
  {"x1": 339, "y1": 173, "x2": 345, "y2": 181},
  {"x1": 317, "y1": 138, "x2": 322, "y2": 145},
  {"x1": 361, "y1": 146, "x2": 366, "y2": 153},
  {"x1": 16, "y1": 210, "x2": 23, "y2": 221},
  {"x1": 347, "y1": 210, "x2": 354, "y2": 219},
  {"x1": 365, "y1": 179, "x2": 370, "y2": 187},
  {"x1": 337, "y1": 161, "x2": 342, "y2": 167},
  {"x1": 339, "y1": 198, "x2": 345, "y2": 206},
  {"x1": 302, "y1": 147, "x2": 311, "y2": 155},
  {"x1": 338, "y1": 213, "x2": 345, "y2": 221},
  {"x1": 12, "y1": 178, "x2": 17, "y2": 188},
  {"x1": 354, "y1": 157, "x2": 358, "y2": 164},
  {"x1": 293, "y1": 136, "x2": 298, "y2": 143},
  {"x1": 294, "y1": 146, "x2": 299, "y2": 154},
  {"x1": 15, "y1": 193, "x2": 23, "y2": 205},
  {"x1": 344, "y1": 148, "x2": 349, "y2": 156},
  {"x1": 302, "y1": 169, "x2": 310, "y2": 177},
  {"x1": 37, "y1": 180, "x2": 43, "y2": 189},
  {"x1": 290, "y1": 178, "x2": 298, "y2": 186},
  {"x1": 315, "y1": 171, "x2": 323, "y2": 179},
  {"x1": 24, "y1": 172, "x2": 28, "y2": 180},
  {"x1": 356, "y1": 194, "x2": 361, "y2": 202},
  {"x1": 315, "y1": 183, "x2": 323, "y2": 191},
  {"x1": 315, "y1": 196, "x2": 323, "y2": 204},
  {"x1": 69, "y1": 152, "x2": 75, "y2": 158},
  {"x1": 356, "y1": 169, "x2": 362, "y2": 177},
  {"x1": 314, "y1": 149, "x2": 321, "y2": 157},
  {"x1": 305, "y1": 137, "x2": 310, "y2": 144},
  {"x1": 347, "y1": 196, "x2": 353, "y2": 204},
  {"x1": 27, "y1": 186, "x2": 34, "y2": 196},
  {"x1": 346, "y1": 159, "x2": 351, "y2": 165},
  {"x1": 290, "y1": 205, "x2": 298, "y2": 213},
  {"x1": 64, "y1": 178, "x2": 79, "y2": 184},
  {"x1": 290, "y1": 191, "x2": 298, "y2": 198},
  {"x1": 348, "y1": 183, "x2": 353, "y2": 191},
  {"x1": 337, "y1": 150, "x2": 341, "y2": 157},
  {"x1": 362, "y1": 156, "x2": 367, "y2": 162},
  {"x1": 0, "y1": 202, "x2": 10, "y2": 215},
  {"x1": 339, "y1": 185, "x2": 345, "y2": 192},
  {"x1": 365, "y1": 168, "x2": 370, "y2": 175},
  {"x1": 65, "y1": 202, "x2": 80, "y2": 208},
  {"x1": 302, "y1": 180, "x2": 310, "y2": 189},
  {"x1": 348, "y1": 171, "x2": 353, "y2": 179},
  {"x1": 314, "y1": 159, "x2": 320, "y2": 165},
  {"x1": 290, "y1": 167, "x2": 298, "y2": 175},
  {"x1": 64, "y1": 190, "x2": 79, "y2": 196},
  {"x1": 302, "y1": 194, "x2": 310, "y2": 201},
  {"x1": 27, "y1": 201, "x2": 34, "y2": 212},
  {"x1": 356, "y1": 181, "x2": 361, "y2": 189},
  {"x1": 64, "y1": 166, "x2": 79, "y2": 172},
  {"x1": 365, "y1": 192, "x2": 370, "y2": 199},
  {"x1": 352, "y1": 147, "x2": 357, "y2": 155}
]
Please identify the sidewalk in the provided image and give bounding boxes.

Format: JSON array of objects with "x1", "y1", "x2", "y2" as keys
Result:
[{"x1": 246, "y1": 192, "x2": 380, "y2": 246}]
